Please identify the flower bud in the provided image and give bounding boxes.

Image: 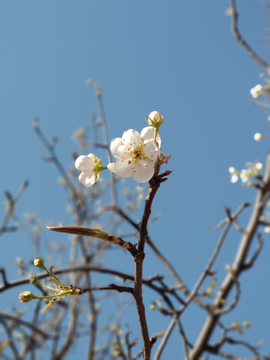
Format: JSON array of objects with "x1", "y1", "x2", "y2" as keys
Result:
[
  {"x1": 19, "y1": 291, "x2": 35, "y2": 303},
  {"x1": 147, "y1": 111, "x2": 163, "y2": 128},
  {"x1": 34, "y1": 257, "x2": 44, "y2": 268},
  {"x1": 30, "y1": 276, "x2": 40, "y2": 285},
  {"x1": 243, "y1": 321, "x2": 251, "y2": 329},
  {"x1": 256, "y1": 162, "x2": 264, "y2": 171}
]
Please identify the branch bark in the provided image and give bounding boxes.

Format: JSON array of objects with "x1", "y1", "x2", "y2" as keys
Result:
[{"x1": 189, "y1": 153, "x2": 270, "y2": 360}]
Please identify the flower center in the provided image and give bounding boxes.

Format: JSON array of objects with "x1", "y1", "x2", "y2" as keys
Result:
[{"x1": 129, "y1": 143, "x2": 147, "y2": 164}]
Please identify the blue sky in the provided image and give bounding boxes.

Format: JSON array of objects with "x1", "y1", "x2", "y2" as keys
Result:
[{"x1": 1, "y1": 1, "x2": 270, "y2": 359}]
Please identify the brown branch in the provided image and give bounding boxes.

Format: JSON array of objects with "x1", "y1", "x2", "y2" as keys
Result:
[
  {"x1": 33, "y1": 120, "x2": 77, "y2": 195},
  {"x1": 230, "y1": 0, "x2": 270, "y2": 73},
  {"x1": 175, "y1": 316, "x2": 191, "y2": 359},
  {"x1": 0, "y1": 313, "x2": 55, "y2": 339},
  {"x1": 132, "y1": 172, "x2": 171, "y2": 360},
  {"x1": 154, "y1": 202, "x2": 249, "y2": 360},
  {"x1": 107, "y1": 204, "x2": 212, "y2": 310},
  {"x1": 0, "y1": 318, "x2": 21, "y2": 360},
  {"x1": 189, "y1": 154, "x2": 270, "y2": 360},
  {"x1": 52, "y1": 297, "x2": 78, "y2": 360},
  {"x1": 209, "y1": 332, "x2": 270, "y2": 359},
  {"x1": 87, "y1": 79, "x2": 118, "y2": 205},
  {"x1": 0, "y1": 265, "x2": 170, "y2": 296},
  {"x1": 242, "y1": 237, "x2": 264, "y2": 270},
  {"x1": 0, "y1": 180, "x2": 29, "y2": 236},
  {"x1": 214, "y1": 278, "x2": 240, "y2": 316}
]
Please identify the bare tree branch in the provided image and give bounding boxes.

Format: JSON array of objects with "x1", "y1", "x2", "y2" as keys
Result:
[
  {"x1": 230, "y1": 0, "x2": 270, "y2": 73},
  {"x1": 189, "y1": 154, "x2": 270, "y2": 359}
]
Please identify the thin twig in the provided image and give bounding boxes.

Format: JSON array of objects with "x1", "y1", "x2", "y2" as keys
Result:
[
  {"x1": 214, "y1": 278, "x2": 240, "y2": 316},
  {"x1": 0, "y1": 313, "x2": 55, "y2": 339},
  {"x1": 230, "y1": 0, "x2": 270, "y2": 73}
]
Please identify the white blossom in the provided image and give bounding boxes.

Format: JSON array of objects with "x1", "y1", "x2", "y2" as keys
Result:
[
  {"x1": 229, "y1": 162, "x2": 263, "y2": 184},
  {"x1": 250, "y1": 84, "x2": 263, "y2": 98},
  {"x1": 254, "y1": 133, "x2": 264, "y2": 142},
  {"x1": 75, "y1": 154, "x2": 101, "y2": 187},
  {"x1": 107, "y1": 127, "x2": 160, "y2": 183},
  {"x1": 256, "y1": 162, "x2": 264, "y2": 171},
  {"x1": 240, "y1": 169, "x2": 250, "y2": 183},
  {"x1": 229, "y1": 167, "x2": 239, "y2": 183},
  {"x1": 231, "y1": 174, "x2": 239, "y2": 183}
]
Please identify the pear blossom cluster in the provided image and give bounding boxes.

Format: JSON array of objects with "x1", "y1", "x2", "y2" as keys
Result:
[
  {"x1": 229, "y1": 162, "x2": 263, "y2": 184},
  {"x1": 75, "y1": 111, "x2": 164, "y2": 187},
  {"x1": 250, "y1": 74, "x2": 270, "y2": 99},
  {"x1": 250, "y1": 84, "x2": 264, "y2": 98}
]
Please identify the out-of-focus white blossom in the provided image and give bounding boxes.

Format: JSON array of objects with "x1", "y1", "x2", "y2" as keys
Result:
[
  {"x1": 240, "y1": 169, "x2": 250, "y2": 183},
  {"x1": 256, "y1": 162, "x2": 264, "y2": 171},
  {"x1": 229, "y1": 167, "x2": 239, "y2": 183},
  {"x1": 231, "y1": 174, "x2": 239, "y2": 183},
  {"x1": 254, "y1": 133, "x2": 264, "y2": 142},
  {"x1": 250, "y1": 84, "x2": 263, "y2": 98},
  {"x1": 73, "y1": 128, "x2": 85, "y2": 141},
  {"x1": 229, "y1": 162, "x2": 263, "y2": 184}
]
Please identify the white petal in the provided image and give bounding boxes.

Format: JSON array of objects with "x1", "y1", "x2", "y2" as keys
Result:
[
  {"x1": 141, "y1": 126, "x2": 161, "y2": 148},
  {"x1": 110, "y1": 138, "x2": 123, "y2": 158},
  {"x1": 132, "y1": 159, "x2": 155, "y2": 183},
  {"x1": 141, "y1": 126, "x2": 155, "y2": 139},
  {"x1": 143, "y1": 141, "x2": 160, "y2": 161},
  {"x1": 256, "y1": 163, "x2": 263, "y2": 170},
  {"x1": 231, "y1": 175, "x2": 238, "y2": 183},
  {"x1": 79, "y1": 170, "x2": 98, "y2": 187},
  {"x1": 229, "y1": 167, "x2": 235, "y2": 174},
  {"x1": 114, "y1": 158, "x2": 133, "y2": 178},
  {"x1": 75, "y1": 154, "x2": 95, "y2": 171},
  {"x1": 117, "y1": 144, "x2": 132, "y2": 159},
  {"x1": 107, "y1": 162, "x2": 116, "y2": 173},
  {"x1": 122, "y1": 129, "x2": 141, "y2": 146}
]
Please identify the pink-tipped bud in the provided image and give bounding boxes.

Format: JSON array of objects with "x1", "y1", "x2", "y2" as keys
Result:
[
  {"x1": 19, "y1": 291, "x2": 35, "y2": 303},
  {"x1": 34, "y1": 257, "x2": 44, "y2": 268},
  {"x1": 147, "y1": 111, "x2": 163, "y2": 127}
]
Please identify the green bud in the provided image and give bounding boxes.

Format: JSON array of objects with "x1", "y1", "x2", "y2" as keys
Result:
[
  {"x1": 30, "y1": 276, "x2": 40, "y2": 285},
  {"x1": 34, "y1": 257, "x2": 44, "y2": 268},
  {"x1": 19, "y1": 291, "x2": 35, "y2": 303}
]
